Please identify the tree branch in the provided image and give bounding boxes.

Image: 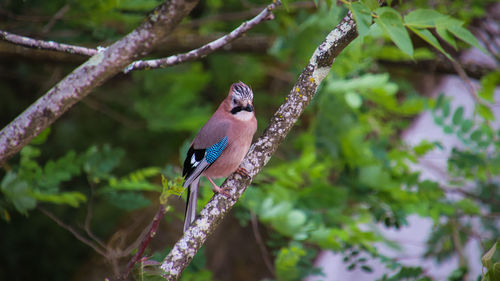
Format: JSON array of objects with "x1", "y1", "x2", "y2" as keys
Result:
[
  {"x1": 0, "y1": 1, "x2": 279, "y2": 72},
  {"x1": 160, "y1": 11, "x2": 358, "y2": 280},
  {"x1": 39, "y1": 206, "x2": 107, "y2": 257},
  {"x1": 0, "y1": 1, "x2": 282, "y2": 163},
  {"x1": 0, "y1": 0, "x2": 199, "y2": 163},
  {"x1": 123, "y1": 1, "x2": 280, "y2": 72},
  {"x1": 0, "y1": 30, "x2": 97, "y2": 56},
  {"x1": 0, "y1": 34, "x2": 272, "y2": 65},
  {"x1": 123, "y1": 204, "x2": 168, "y2": 279}
]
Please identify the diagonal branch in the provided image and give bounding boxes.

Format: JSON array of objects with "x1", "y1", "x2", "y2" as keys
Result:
[
  {"x1": 0, "y1": 1, "x2": 280, "y2": 73},
  {"x1": 0, "y1": 0, "x2": 199, "y2": 163},
  {"x1": 124, "y1": 1, "x2": 280, "y2": 72},
  {"x1": 160, "y1": 11, "x2": 358, "y2": 281},
  {"x1": 39, "y1": 206, "x2": 107, "y2": 257},
  {"x1": 0, "y1": 1, "x2": 280, "y2": 163}
]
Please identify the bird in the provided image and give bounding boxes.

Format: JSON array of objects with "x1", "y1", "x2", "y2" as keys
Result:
[{"x1": 182, "y1": 82, "x2": 257, "y2": 232}]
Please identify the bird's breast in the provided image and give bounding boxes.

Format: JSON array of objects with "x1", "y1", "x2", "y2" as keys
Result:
[{"x1": 203, "y1": 117, "x2": 256, "y2": 178}]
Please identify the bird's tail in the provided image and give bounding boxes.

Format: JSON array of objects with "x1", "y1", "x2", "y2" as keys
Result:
[{"x1": 183, "y1": 177, "x2": 200, "y2": 232}]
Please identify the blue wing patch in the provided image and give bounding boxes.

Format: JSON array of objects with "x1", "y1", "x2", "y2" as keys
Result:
[{"x1": 205, "y1": 136, "x2": 228, "y2": 164}]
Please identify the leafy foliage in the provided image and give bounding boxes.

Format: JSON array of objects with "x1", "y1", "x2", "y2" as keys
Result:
[{"x1": 0, "y1": 0, "x2": 498, "y2": 280}]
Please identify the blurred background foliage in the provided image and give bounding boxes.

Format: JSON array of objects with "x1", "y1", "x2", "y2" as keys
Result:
[{"x1": 0, "y1": 0, "x2": 499, "y2": 280}]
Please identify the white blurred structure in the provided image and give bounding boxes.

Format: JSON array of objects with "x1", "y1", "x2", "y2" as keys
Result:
[{"x1": 306, "y1": 16, "x2": 500, "y2": 281}]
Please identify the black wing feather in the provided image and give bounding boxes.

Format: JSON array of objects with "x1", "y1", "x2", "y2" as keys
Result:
[{"x1": 182, "y1": 146, "x2": 206, "y2": 179}]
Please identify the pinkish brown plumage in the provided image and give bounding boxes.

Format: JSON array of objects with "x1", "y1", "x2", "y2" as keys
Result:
[{"x1": 182, "y1": 82, "x2": 257, "y2": 232}]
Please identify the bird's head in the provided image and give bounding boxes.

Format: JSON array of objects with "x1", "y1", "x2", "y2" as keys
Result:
[{"x1": 226, "y1": 82, "x2": 255, "y2": 121}]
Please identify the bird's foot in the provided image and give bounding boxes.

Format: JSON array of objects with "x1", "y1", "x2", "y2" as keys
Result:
[
  {"x1": 235, "y1": 167, "x2": 251, "y2": 178},
  {"x1": 207, "y1": 177, "x2": 232, "y2": 198},
  {"x1": 213, "y1": 185, "x2": 233, "y2": 198}
]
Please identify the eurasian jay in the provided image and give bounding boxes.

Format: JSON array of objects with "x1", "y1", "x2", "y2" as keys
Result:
[{"x1": 182, "y1": 82, "x2": 257, "y2": 232}]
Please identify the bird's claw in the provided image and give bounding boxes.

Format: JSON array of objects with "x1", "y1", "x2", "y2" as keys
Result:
[
  {"x1": 213, "y1": 185, "x2": 233, "y2": 199},
  {"x1": 235, "y1": 167, "x2": 251, "y2": 178}
]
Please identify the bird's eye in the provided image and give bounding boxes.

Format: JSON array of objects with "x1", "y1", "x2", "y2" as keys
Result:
[{"x1": 232, "y1": 98, "x2": 237, "y2": 104}]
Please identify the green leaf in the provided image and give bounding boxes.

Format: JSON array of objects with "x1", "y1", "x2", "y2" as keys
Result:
[
  {"x1": 470, "y1": 130, "x2": 483, "y2": 142},
  {"x1": 447, "y1": 25, "x2": 487, "y2": 54},
  {"x1": 39, "y1": 150, "x2": 81, "y2": 191},
  {"x1": 30, "y1": 127, "x2": 51, "y2": 145},
  {"x1": 404, "y1": 9, "x2": 447, "y2": 28},
  {"x1": 275, "y1": 244, "x2": 306, "y2": 281},
  {"x1": 350, "y1": 2, "x2": 372, "y2": 37},
  {"x1": 376, "y1": 9, "x2": 414, "y2": 57},
  {"x1": 345, "y1": 91, "x2": 363, "y2": 109},
  {"x1": 436, "y1": 26, "x2": 457, "y2": 49},
  {"x1": 452, "y1": 106, "x2": 464, "y2": 125},
  {"x1": 460, "y1": 119, "x2": 474, "y2": 133},
  {"x1": 361, "y1": 265, "x2": 373, "y2": 273},
  {"x1": 0, "y1": 172, "x2": 36, "y2": 215},
  {"x1": 456, "y1": 198, "x2": 480, "y2": 215},
  {"x1": 33, "y1": 191, "x2": 87, "y2": 207},
  {"x1": 281, "y1": 0, "x2": 289, "y2": 11},
  {"x1": 433, "y1": 93, "x2": 445, "y2": 111},
  {"x1": 478, "y1": 71, "x2": 500, "y2": 103},
  {"x1": 476, "y1": 104, "x2": 495, "y2": 121},
  {"x1": 107, "y1": 167, "x2": 162, "y2": 192},
  {"x1": 413, "y1": 140, "x2": 435, "y2": 156},
  {"x1": 482, "y1": 242, "x2": 497, "y2": 268},
  {"x1": 443, "y1": 125, "x2": 454, "y2": 134},
  {"x1": 409, "y1": 27, "x2": 451, "y2": 59},
  {"x1": 442, "y1": 101, "x2": 450, "y2": 117},
  {"x1": 361, "y1": 0, "x2": 379, "y2": 11},
  {"x1": 84, "y1": 145, "x2": 124, "y2": 181}
]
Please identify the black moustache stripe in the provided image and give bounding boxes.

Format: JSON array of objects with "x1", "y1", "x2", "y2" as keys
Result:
[{"x1": 231, "y1": 105, "x2": 253, "y2": 114}]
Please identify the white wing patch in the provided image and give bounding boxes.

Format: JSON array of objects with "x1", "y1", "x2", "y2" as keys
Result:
[{"x1": 190, "y1": 154, "x2": 200, "y2": 167}]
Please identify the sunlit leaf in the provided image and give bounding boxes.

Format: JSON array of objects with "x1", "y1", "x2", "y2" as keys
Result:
[
  {"x1": 350, "y1": 2, "x2": 372, "y2": 37},
  {"x1": 476, "y1": 104, "x2": 495, "y2": 121},
  {"x1": 375, "y1": 8, "x2": 413, "y2": 57},
  {"x1": 409, "y1": 27, "x2": 451, "y2": 59},
  {"x1": 404, "y1": 9, "x2": 447, "y2": 28},
  {"x1": 478, "y1": 71, "x2": 500, "y2": 103},
  {"x1": 447, "y1": 25, "x2": 487, "y2": 53}
]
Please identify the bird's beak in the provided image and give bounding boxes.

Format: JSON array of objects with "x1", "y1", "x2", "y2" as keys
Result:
[{"x1": 244, "y1": 104, "x2": 254, "y2": 112}]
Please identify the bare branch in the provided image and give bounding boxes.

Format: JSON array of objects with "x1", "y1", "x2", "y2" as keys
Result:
[
  {"x1": 83, "y1": 182, "x2": 107, "y2": 249},
  {"x1": 0, "y1": 30, "x2": 97, "y2": 56},
  {"x1": 0, "y1": 1, "x2": 279, "y2": 71},
  {"x1": 123, "y1": 204, "x2": 168, "y2": 279},
  {"x1": 124, "y1": 1, "x2": 280, "y2": 73},
  {"x1": 39, "y1": 206, "x2": 107, "y2": 257},
  {"x1": 160, "y1": 11, "x2": 358, "y2": 280},
  {"x1": 251, "y1": 212, "x2": 275, "y2": 276},
  {"x1": 41, "y1": 4, "x2": 70, "y2": 35},
  {"x1": 0, "y1": 0, "x2": 199, "y2": 163}
]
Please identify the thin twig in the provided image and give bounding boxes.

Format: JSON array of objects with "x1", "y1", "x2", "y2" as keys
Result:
[
  {"x1": 441, "y1": 185, "x2": 500, "y2": 206},
  {"x1": 84, "y1": 181, "x2": 107, "y2": 249},
  {"x1": 186, "y1": 1, "x2": 315, "y2": 28},
  {"x1": 449, "y1": 59, "x2": 480, "y2": 102},
  {"x1": 38, "y1": 206, "x2": 107, "y2": 257},
  {"x1": 0, "y1": 30, "x2": 98, "y2": 56},
  {"x1": 123, "y1": 204, "x2": 168, "y2": 279},
  {"x1": 250, "y1": 212, "x2": 275, "y2": 276},
  {"x1": 82, "y1": 96, "x2": 145, "y2": 129},
  {"x1": 42, "y1": 4, "x2": 70, "y2": 34},
  {"x1": 0, "y1": 1, "x2": 279, "y2": 74},
  {"x1": 123, "y1": 1, "x2": 279, "y2": 72}
]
